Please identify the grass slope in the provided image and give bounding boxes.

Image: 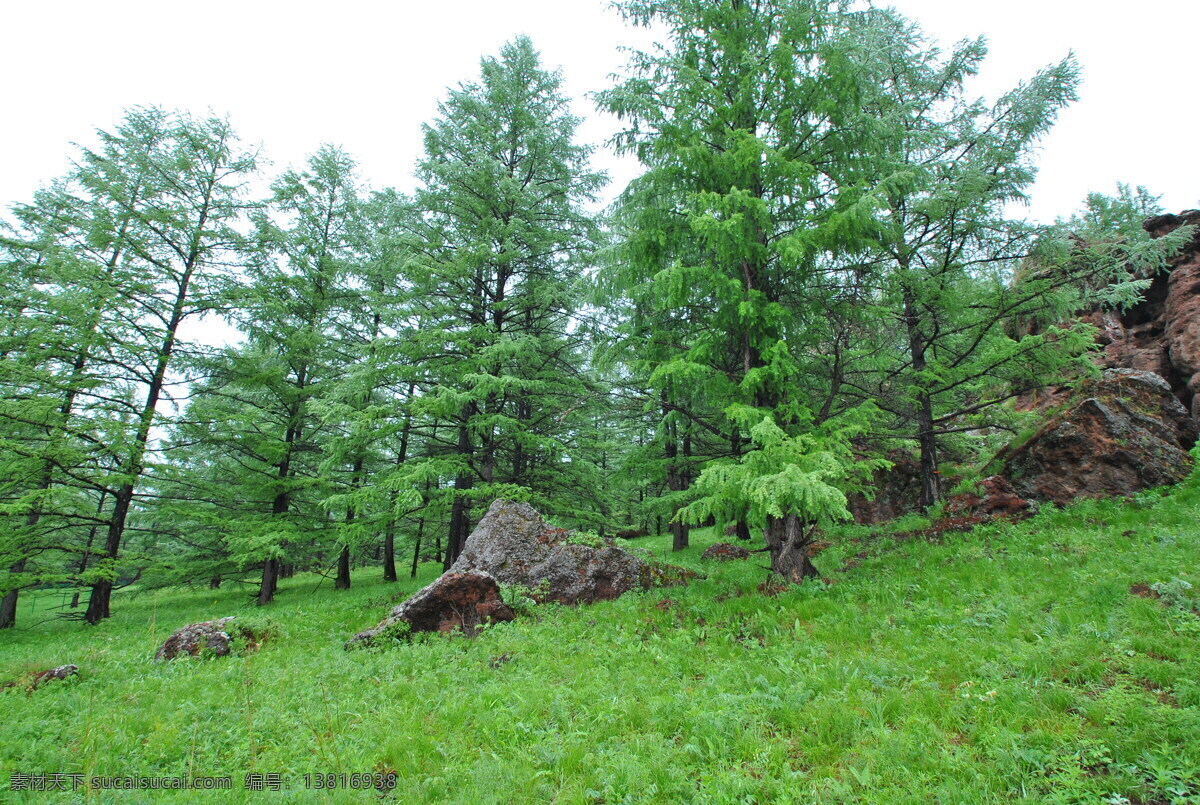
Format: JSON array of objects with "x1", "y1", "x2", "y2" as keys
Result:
[{"x1": 2, "y1": 482, "x2": 1199, "y2": 804}]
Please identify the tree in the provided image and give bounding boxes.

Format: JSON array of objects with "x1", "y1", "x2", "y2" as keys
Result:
[
  {"x1": 78, "y1": 110, "x2": 257, "y2": 623},
  {"x1": 403, "y1": 36, "x2": 605, "y2": 565},
  {"x1": 832, "y1": 13, "x2": 1179, "y2": 509},
  {"x1": 0, "y1": 108, "x2": 257, "y2": 625},
  {"x1": 598, "y1": 0, "x2": 887, "y2": 576}
]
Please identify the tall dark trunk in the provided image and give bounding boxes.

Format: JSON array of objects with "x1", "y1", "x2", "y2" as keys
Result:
[
  {"x1": 0, "y1": 558, "x2": 27, "y2": 629},
  {"x1": 382, "y1": 392, "x2": 415, "y2": 583},
  {"x1": 735, "y1": 521, "x2": 752, "y2": 542},
  {"x1": 409, "y1": 522, "x2": 423, "y2": 579},
  {"x1": 903, "y1": 290, "x2": 940, "y2": 509},
  {"x1": 70, "y1": 491, "x2": 108, "y2": 609},
  {"x1": 84, "y1": 480, "x2": 137, "y2": 624},
  {"x1": 443, "y1": 423, "x2": 474, "y2": 571},
  {"x1": 335, "y1": 546, "x2": 351, "y2": 590},
  {"x1": 764, "y1": 514, "x2": 818, "y2": 584},
  {"x1": 663, "y1": 390, "x2": 689, "y2": 551},
  {"x1": 257, "y1": 558, "x2": 279, "y2": 606},
  {"x1": 84, "y1": 194, "x2": 212, "y2": 623},
  {"x1": 209, "y1": 576, "x2": 222, "y2": 589},
  {"x1": 383, "y1": 522, "x2": 398, "y2": 583}
]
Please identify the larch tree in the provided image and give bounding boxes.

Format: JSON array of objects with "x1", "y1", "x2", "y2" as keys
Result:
[
  {"x1": 403, "y1": 35, "x2": 605, "y2": 566},
  {"x1": 598, "y1": 0, "x2": 887, "y2": 578}
]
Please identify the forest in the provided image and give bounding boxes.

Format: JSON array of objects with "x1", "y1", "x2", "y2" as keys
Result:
[
  {"x1": 4, "y1": 0, "x2": 1200, "y2": 802},
  {"x1": 4, "y1": 0, "x2": 1183, "y2": 629}
]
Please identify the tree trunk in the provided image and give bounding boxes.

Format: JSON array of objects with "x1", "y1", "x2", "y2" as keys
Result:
[
  {"x1": 443, "y1": 423, "x2": 473, "y2": 571},
  {"x1": 209, "y1": 576, "x2": 222, "y2": 589},
  {"x1": 764, "y1": 514, "x2": 819, "y2": 584},
  {"x1": 383, "y1": 522, "x2": 398, "y2": 582},
  {"x1": 84, "y1": 234, "x2": 207, "y2": 623},
  {"x1": 257, "y1": 558, "x2": 278, "y2": 606},
  {"x1": 904, "y1": 290, "x2": 940, "y2": 509},
  {"x1": 84, "y1": 480, "x2": 137, "y2": 624},
  {"x1": 0, "y1": 558, "x2": 26, "y2": 629},
  {"x1": 409, "y1": 525, "x2": 423, "y2": 580},
  {"x1": 663, "y1": 392, "x2": 689, "y2": 551},
  {"x1": 335, "y1": 546, "x2": 351, "y2": 590},
  {"x1": 735, "y1": 521, "x2": 752, "y2": 542}
]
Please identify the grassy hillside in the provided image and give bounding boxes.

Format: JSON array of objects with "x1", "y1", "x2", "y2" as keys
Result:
[{"x1": 3, "y1": 480, "x2": 1199, "y2": 804}]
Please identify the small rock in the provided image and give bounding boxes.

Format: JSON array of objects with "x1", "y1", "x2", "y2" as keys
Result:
[
  {"x1": 3, "y1": 664, "x2": 79, "y2": 691},
  {"x1": 155, "y1": 618, "x2": 237, "y2": 660},
  {"x1": 614, "y1": 528, "x2": 648, "y2": 539},
  {"x1": 701, "y1": 543, "x2": 751, "y2": 562}
]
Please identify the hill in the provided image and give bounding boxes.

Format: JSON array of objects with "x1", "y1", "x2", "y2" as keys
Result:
[{"x1": 3, "y1": 473, "x2": 1199, "y2": 803}]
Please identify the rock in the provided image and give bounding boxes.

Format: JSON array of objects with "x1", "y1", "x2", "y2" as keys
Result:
[
  {"x1": 722, "y1": 524, "x2": 739, "y2": 537},
  {"x1": 449, "y1": 500, "x2": 693, "y2": 605},
  {"x1": 346, "y1": 571, "x2": 515, "y2": 648},
  {"x1": 847, "y1": 449, "x2": 922, "y2": 524},
  {"x1": 614, "y1": 528, "x2": 648, "y2": 539},
  {"x1": 944, "y1": 476, "x2": 1032, "y2": 520},
  {"x1": 1082, "y1": 210, "x2": 1200, "y2": 417},
  {"x1": 30, "y1": 664, "x2": 78, "y2": 689},
  {"x1": 155, "y1": 618, "x2": 239, "y2": 660},
  {"x1": 2, "y1": 664, "x2": 78, "y2": 691},
  {"x1": 349, "y1": 501, "x2": 697, "y2": 649},
  {"x1": 994, "y1": 369, "x2": 1197, "y2": 506},
  {"x1": 701, "y1": 542, "x2": 751, "y2": 562}
]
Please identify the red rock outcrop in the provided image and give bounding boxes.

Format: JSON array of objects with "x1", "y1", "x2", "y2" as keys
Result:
[
  {"x1": 847, "y1": 450, "x2": 922, "y2": 525},
  {"x1": 992, "y1": 369, "x2": 1197, "y2": 506},
  {"x1": 944, "y1": 476, "x2": 1032, "y2": 520},
  {"x1": 1087, "y1": 210, "x2": 1200, "y2": 416}
]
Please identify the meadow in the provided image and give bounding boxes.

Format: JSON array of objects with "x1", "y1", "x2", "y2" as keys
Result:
[{"x1": 3, "y1": 480, "x2": 1199, "y2": 804}]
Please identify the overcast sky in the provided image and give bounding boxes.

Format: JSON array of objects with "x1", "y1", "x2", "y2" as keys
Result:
[{"x1": 2, "y1": 0, "x2": 1196, "y2": 223}]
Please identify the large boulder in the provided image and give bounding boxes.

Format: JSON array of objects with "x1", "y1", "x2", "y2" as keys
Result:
[
  {"x1": 448, "y1": 500, "x2": 689, "y2": 605},
  {"x1": 348, "y1": 501, "x2": 697, "y2": 648},
  {"x1": 993, "y1": 369, "x2": 1197, "y2": 506},
  {"x1": 346, "y1": 571, "x2": 515, "y2": 648}
]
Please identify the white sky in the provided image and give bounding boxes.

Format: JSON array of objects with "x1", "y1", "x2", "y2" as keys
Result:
[{"x1": 2, "y1": 0, "x2": 1196, "y2": 224}]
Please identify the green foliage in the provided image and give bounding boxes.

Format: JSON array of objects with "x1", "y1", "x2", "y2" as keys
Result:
[
  {"x1": 564, "y1": 530, "x2": 605, "y2": 549},
  {"x1": 682, "y1": 404, "x2": 888, "y2": 530},
  {"x1": 1150, "y1": 578, "x2": 1195, "y2": 612}
]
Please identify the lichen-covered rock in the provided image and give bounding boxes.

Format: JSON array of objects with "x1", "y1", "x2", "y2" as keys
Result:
[
  {"x1": 701, "y1": 543, "x2": 751, "y2": 562},
  {"x1": 994, "y1": 369, "x2": 1197, "y2": 506},
  {"x1": 346, "y1": 571, "x2": 515, "y2": 649},
  {"x1": 348, "y1": 501, "x2": 698, "y2": 649},
  {"x1": 2, "y1": 664, "x2": 78, "y2": 691},
  {"x1": 155, "y1": 618, "x2": 237, "y2": 660},
  {"x1": 449, "y1": 500, "x2": 693, "y2": 605}
]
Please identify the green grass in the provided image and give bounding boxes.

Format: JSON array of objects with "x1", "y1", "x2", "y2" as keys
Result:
[{"x1": 3, "y1": 484, "x2": 1200, "y2": 804}]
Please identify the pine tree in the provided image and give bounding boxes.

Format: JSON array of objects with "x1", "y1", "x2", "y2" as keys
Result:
[
  {"x1": 599, "y1": 0, "x2": 886, "y2": 576},
  {"x1": 403, "y1": 36, "x2": 605, "y2": 565}
]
